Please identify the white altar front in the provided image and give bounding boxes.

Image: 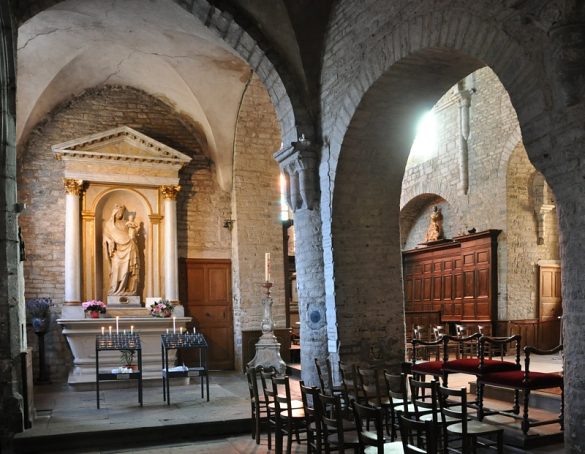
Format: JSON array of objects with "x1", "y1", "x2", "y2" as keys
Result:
[
  {"x1": 53, "y1": 126, "x2": 193, "y2": 386},
  {"x1": 58, "y1": 317, "x2": 191, "y2": 386}
]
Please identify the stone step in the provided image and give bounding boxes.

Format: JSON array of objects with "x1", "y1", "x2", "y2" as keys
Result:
[
  {"x1": 13, "y1": 417, "x2": 251, "y2": 454},
  {"x1": 470, "y1": 381, "x2": 562, "y2": 413}
]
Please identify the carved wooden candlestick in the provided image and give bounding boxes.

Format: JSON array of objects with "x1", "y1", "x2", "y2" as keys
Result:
[{"x1": 247, "y1": 281, "x2": 286, "y2": 373}]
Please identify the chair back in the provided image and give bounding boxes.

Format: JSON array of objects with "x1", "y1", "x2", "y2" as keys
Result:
[
  {"x1": 409, "y1": 377, "x2": 439, "y2": 423},
  {"x1": 319, "y1": 393, "x2": 347, "y2": 445},
  {"x1": 357, "y1": 366, "x2": 382, "y2": 405},
  {"x1": 325, "y1": 359, "x2": 337, "y2": 394},
  {"x1": 383, "y1": 371, "x2": 409, "y2": 414},
  {"x1": 339, "y1": 361, "x2": 361, "y2": 402},
  {"x1": 480, "y1": 334, "x2": 521, "y2": 365},
  {"x1": 300, "y1": 380, "x2": 322, "y2": 452},
  {"x1": 260, "y1": 368, "x2": 277, "y2": 407},
  {"x1": 444, "y1": 332, "x2": 481, "y2": 359},
  {"x1": 438, "y1": 385, "x2": 467, "y2": 434},
  {"x1": 314, "y1": 358, "x2": 327, "y2": 392},
  {"x1": 399, "y1": 414, "x2": 438, "y2": 454},
  {"x1": 246, "y1": 366, "x2": 262, "y2": 401},
  {"x1": 273, "y1": 375, "x2": 295, "y2": 419},
  {"x1": 352, "y1": 400, "x2": 386, "y2": 453}
]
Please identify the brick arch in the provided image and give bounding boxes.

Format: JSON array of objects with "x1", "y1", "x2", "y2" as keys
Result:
[
  {"x1": 16, "y1": 0, "x2": 307, "y2": 148},
  {"x1": 324, "y1": 6, "x2": 551, "y2": 366}
]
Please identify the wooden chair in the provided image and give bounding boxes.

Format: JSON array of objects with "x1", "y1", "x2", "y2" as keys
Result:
[
  {"x1": 399, "y1": 414, "x2": 438, "y2": 454},
  {"x1": 351, "y1": 400, "x2": 403, "y2": 453},
  {"x1": 443, "y1": 334, "x2": 521, "y2": 416},
  {"x1": 339, "y1": 361, "x2": 365, "y2": 405},
  {"x1": 316, "y1": 358, "x2": 344, "y2": 397},
  {"x1": 383, "y1": 371, "x2": 415, "y2": 441},
  {"x1": 319, "y1": 392, "x2": 360, "y2": 453},
  {"x1": 246, "y1": 366, "x2": 268, "y2": 444},
  {"x1": 357, "y1": 366, "x2": 393, "y2": 436},
  {"x1": 409, "y1": 377, "x2": 440, "y2": 423},
  {"x1": 478, "y1": 344, "x2": 564, "y2": 435},
  {"x1": 438, "y1": 385, "x2": 503, "y2": 454},
  {"x1": 300, "y1": 380, "x2": 323, "y2": 454},
  {"x1": 273, "y1": 375, "x2": 307, "y2": 454},
  {"x1": 260, "y1": 368, "x2": 278, "y2": 450},
  {"x1": 410, "y1": 335, "x2": 448, "y2": 385}
]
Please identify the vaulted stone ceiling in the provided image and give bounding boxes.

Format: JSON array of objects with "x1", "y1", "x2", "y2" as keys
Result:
[{"x1": 17, "y1": 0, "x2": 255, "y2": 190}]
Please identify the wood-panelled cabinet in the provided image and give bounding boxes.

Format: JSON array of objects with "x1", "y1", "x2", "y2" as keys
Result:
[{"x1": 403, "y1": 230, "x2": 500, "y2": 330}]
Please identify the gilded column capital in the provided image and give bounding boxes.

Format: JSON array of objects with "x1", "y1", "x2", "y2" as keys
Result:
[
  {"x1": 63, "y1": 178, "x2": 85, "y2": 196},
  {"x1": 274, "y1": 136, "x2": 320, "y2": 212},
  {"x1": 160, "y1": 185, "x2": 181, "y2": 200}
]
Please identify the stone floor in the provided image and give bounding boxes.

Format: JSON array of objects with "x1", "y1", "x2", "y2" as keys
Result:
[{"x1": 12, "y1": 355, "x2": 565, "y2": 453}]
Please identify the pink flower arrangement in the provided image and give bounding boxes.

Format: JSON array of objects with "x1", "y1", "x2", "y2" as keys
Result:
[
  {"x1": 82, "y1": 300, "x2": 107, "y2": 313},
  {"x1": 149, "y1": 299, "x2": 173, "y2": 318}
]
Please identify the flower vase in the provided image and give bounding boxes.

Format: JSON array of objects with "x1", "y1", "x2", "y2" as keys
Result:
[{"x1": 87, "y1": 311, "x2": 100, "y2": 319}]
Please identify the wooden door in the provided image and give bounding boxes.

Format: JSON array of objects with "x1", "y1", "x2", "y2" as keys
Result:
[
  {"x1": 538, "y1": 263, "x2": 562, "y2": 349},
  {"x1": 181, "y1": 259, "x2": 233, "y2": 370}
]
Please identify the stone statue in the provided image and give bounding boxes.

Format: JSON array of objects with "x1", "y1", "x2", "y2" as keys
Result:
[
  {"x1": 425, "y1": 206, "x2": 444, "y2": 242},
  {"x1": 103, "y1": 204, "x2": 141, "y2": 295}
]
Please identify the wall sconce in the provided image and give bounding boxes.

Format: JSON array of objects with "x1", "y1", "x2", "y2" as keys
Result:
[{"x1": 223, "y1": 219, "x2": 235, "y2": 230}]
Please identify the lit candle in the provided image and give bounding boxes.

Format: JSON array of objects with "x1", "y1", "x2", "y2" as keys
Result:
[
  {"x1": 116, "y1": 316, "x2": 119, "y2": 334},
  {"x1": 101, "y1": 326, "x2": 105, "y2": 335},
  {"x1": 173, "y1": 317, "x2": 176, "y2": 334},
  {"x1": 166, "y1": 328, "x2": 169, "y2": 334},
  {"x1": 124, "y1": 329, "x2": 126, "y2": 335},
  {"x1": 130, "y1": 325, "x2": 134, "y2": 335},
  {"x1": 180, "y1": 327, "x2": 183, "y2": 334},
  {"x1": 109, "y1": 326, "x2": 112, "y2": 336},
  {"x1": 265, "y1": 252, "x2": 271, "y2": 282}
]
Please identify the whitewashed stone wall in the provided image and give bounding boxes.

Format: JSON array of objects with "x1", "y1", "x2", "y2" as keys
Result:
[
  {"x1": 231, "y1": 74, "x2": 284, "y2": 371},
  {"x1": 506, "y1": 144, "x2": 559, "y2": 319},
  {"x1": 401, "y1": 68, "x2": 560, "y2": 322}
]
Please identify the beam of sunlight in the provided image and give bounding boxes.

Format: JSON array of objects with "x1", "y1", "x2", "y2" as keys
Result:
[{"x1": 408, "y1": 110, "x2": 437, "y2": 165}]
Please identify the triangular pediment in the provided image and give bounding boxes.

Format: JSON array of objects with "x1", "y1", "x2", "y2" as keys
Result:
[
  {"x1": 52, "y1": 126, "x2": 191, "y2": 186},
  {"x1": 52, "y1": 126, "x2": 191, "y2": 165}
]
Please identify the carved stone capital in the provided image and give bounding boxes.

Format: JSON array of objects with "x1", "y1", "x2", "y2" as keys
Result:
[
  {"x1": 160, "y1": 185, "x2": 181, "y2": 200},
  {"x1": 63, "y1": 178, "x2": 85, "y2": 196},
  {"x1": 274, "y1": 138, "x2": 320, "y2": 212}
]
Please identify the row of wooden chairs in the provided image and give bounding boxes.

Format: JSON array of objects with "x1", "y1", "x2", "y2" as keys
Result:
[
  {"x1": 319, "y1": 359, "x2": 505, "y2": 453},
  {"x1": 247, "y1": 363, "x2": 442, "y2": 453},
  {"x1": 410, "y1": 334, "x2": 564, "y2": 435}
]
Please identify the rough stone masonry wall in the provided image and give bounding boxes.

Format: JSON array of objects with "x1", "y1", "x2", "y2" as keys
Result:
[
  {"x1": 232, "y1": 74, "x2": 284, "y2": 371},
  {"x1": 506, "y1": 143, "x2": 559, "y2": 320},
  {"x1": 17, "y1": 85, "x2": 229, "y2": 381},
  {"x1": 401, "y1": 67, "x2": 559, "y2": 321}
]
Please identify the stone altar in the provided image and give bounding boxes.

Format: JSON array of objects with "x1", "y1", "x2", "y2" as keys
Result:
[{"x1": 58, "y1": 315, "x2": 191, "y2": 387}]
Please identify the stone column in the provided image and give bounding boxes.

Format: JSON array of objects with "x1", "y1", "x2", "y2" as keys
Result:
[
  {"x1": 457, "y1": 75, "x2": 474, "y2": 195},
  {"x1": 63, "y1": 178, "x2": 84, "y2": 306},
  {"x1": 275, "y1": 138, "x2": 327, "y2": 387},
  {"x1": 160, "y1": 185, "x2": 181, "y2": 304}
]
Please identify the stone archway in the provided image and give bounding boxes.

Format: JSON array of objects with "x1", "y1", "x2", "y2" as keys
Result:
[
  {"x1": 321, "y1": 3, "x2": 583, "y2": 449},
  {"x1": 319, "y1": 5, "x2": 551, "y2": 374}
]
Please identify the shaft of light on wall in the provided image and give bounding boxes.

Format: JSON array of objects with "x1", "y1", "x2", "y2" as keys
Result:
[{"x1": 279, "y1": 173, "x2": 289, "y2": 221}]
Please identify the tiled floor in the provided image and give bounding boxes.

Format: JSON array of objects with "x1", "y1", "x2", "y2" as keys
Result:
[{"x1": 14, "y1": 356, "x2": 565, "y2": 453}]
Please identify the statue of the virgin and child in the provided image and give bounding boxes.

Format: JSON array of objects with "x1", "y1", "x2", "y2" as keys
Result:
[{"x1": 103, "y1": 204, "x2": 141, "y2": 296}]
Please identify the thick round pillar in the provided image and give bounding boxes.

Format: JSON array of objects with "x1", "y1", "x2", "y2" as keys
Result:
[
  {"x1": 295, "y1": 207, "x2": 328, "y2": 387},
  {"x1": 63, "y1": 178, "x2": 83, "y2": 304},
  {"x1": 161, "y1": 185, "x2": 180, "y2": 303},
  {"x1": 550, "y1": 167, "x2": 585, "y2": 452},
  {"x1": 275, "y1": 139, "x2": 328, "y2": 387}
]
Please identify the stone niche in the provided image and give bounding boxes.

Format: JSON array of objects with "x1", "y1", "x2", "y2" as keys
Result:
[{"x1": 55, "y1": 126, "x2": 192, "y2": 385}]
